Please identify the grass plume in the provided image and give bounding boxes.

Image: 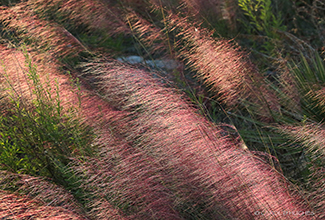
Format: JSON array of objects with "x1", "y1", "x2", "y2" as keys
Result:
[
  {"x1": 81, "y1": 59, "x2": 312, "y2": 219},
  {"x1": 0, "y1": 5, "x2": 85, "y2": 58},
  {"x1": 0, "y1": 190, "x2": 86, "y2": 219}
]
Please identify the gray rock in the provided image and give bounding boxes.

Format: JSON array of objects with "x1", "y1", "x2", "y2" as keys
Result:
[
  {"x1": 117, "y1": 55, "x2": 144, "y2": 64},
  {"x1": 117, "y1": 56, "x2": 180, "y2": 71}
]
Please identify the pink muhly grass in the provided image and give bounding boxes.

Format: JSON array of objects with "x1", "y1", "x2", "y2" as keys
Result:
[
  {"x1": 278, "y1": 123, "x2": 325, "y2": 156},
  {"x1": 0, "y1": 45, "x2": 314, "y2": 219},
  {"x1": 276, "y1": 123, "x2": 325, "y2": 219},
  {"x1": 168, "y1": 14, "x2": 279, "y2": 117},
  {"x1": 88, "y1": 199, "x2": 130, "y2": 220},
  {"x1": 81, "y1": 60, "x2": 312, "y2": 219},
  {"x1": 0, "y1": 190, "x2": 86, "y2": 219},
  {"x1": 306, "y1": 166, "x2": 325, "y2": 219},
  {"x1": 307, "y1": 87, "x2": 325, "y2": 112},
  {"x1": 71, "y1": 139, "x2": 182, "y2": 219},
  {"x1": 73, "y1": 95, "x2": 183, "y2": 219},
  {"x1": 127, "y1": 12, "x2": 172, "y2": 58},
  {"x1": 25, "y1": 0, "x2": 129, "y2": 35},
  {"x1": 0, "y1": 46, "x2": 32, "y2": 103},
  {"x1": 0, "y1": 5, "x2": 85, "y2": 58},
  {"x1": 59, "y1": 0, "x2": 128, "y2": 34},
  {"x1": 0, "y1": 171, "x2": 85, "y2": 216}
]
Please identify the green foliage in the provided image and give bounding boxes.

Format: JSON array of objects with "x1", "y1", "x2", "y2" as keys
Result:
[
  {"x1": 287, "y1": 53, "x2": 325, "y2": 122},
  {"x1": 0, "y1": 131, "x2": 32, "y2": 174},
  {"x1": 238, "y1": 0, "x2": 286, "y2": 56},
  {"x1": 238, "y1": 0, "x2": 286, "y2": 34},
  {"x1": 0, "y1": 49, "x2": 95, "y2": 185}
]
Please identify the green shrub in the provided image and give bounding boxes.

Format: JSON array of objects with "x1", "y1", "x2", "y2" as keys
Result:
[{"x1": 0, "y1": 48, "x2": 95, "y2": 186}]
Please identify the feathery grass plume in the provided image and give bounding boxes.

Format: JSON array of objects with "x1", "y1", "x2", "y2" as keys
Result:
[
  {"x1": 278, "y1": 123, "x2": 325, "y2": 160},
  {"x1": 313, "y1": 88, "x2": 325, "y2": 111},
  {"x1": 88, "y1": 199, "x2": 130, "y2": 220},
  {"x1": 167, "y1": 14, "x2": 279, "y2": 118},
  {"x1": 81, "y1": 59, "x2": 312, "y2": 219},
  {"x1": 24, "y1": 0, "x2": 129, "y2": 35},
  {"x1": 0, "y1": 190, "x2": 87, "y2": 219},
  {"x1": 72, "y1": 95, "x2": 182, "y2": 219},
  {"x1": 59, "y1": 0, "x2": 128, "y2": 34},
  {"x1": 0, "y1": 45, "x2": 32, "y2": 105},
  {"x1": 276, "y1": 123, "x2": 325, "y2": 219},
  {"x1": 0, "y1": 5, "x2": 85, "y2": 58},
  {"x1": 71, "y1": 144, "x2": 182, "y2": 219},
  {"x1": 0, "y1": 171, "x2": 86, "y2": 216},
  {"x1": 127, "y1": 12, "x2": 172, "y2": 58},
  {"x1": 307, "y1": 166, "x2": 325, "y2": 219}
]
